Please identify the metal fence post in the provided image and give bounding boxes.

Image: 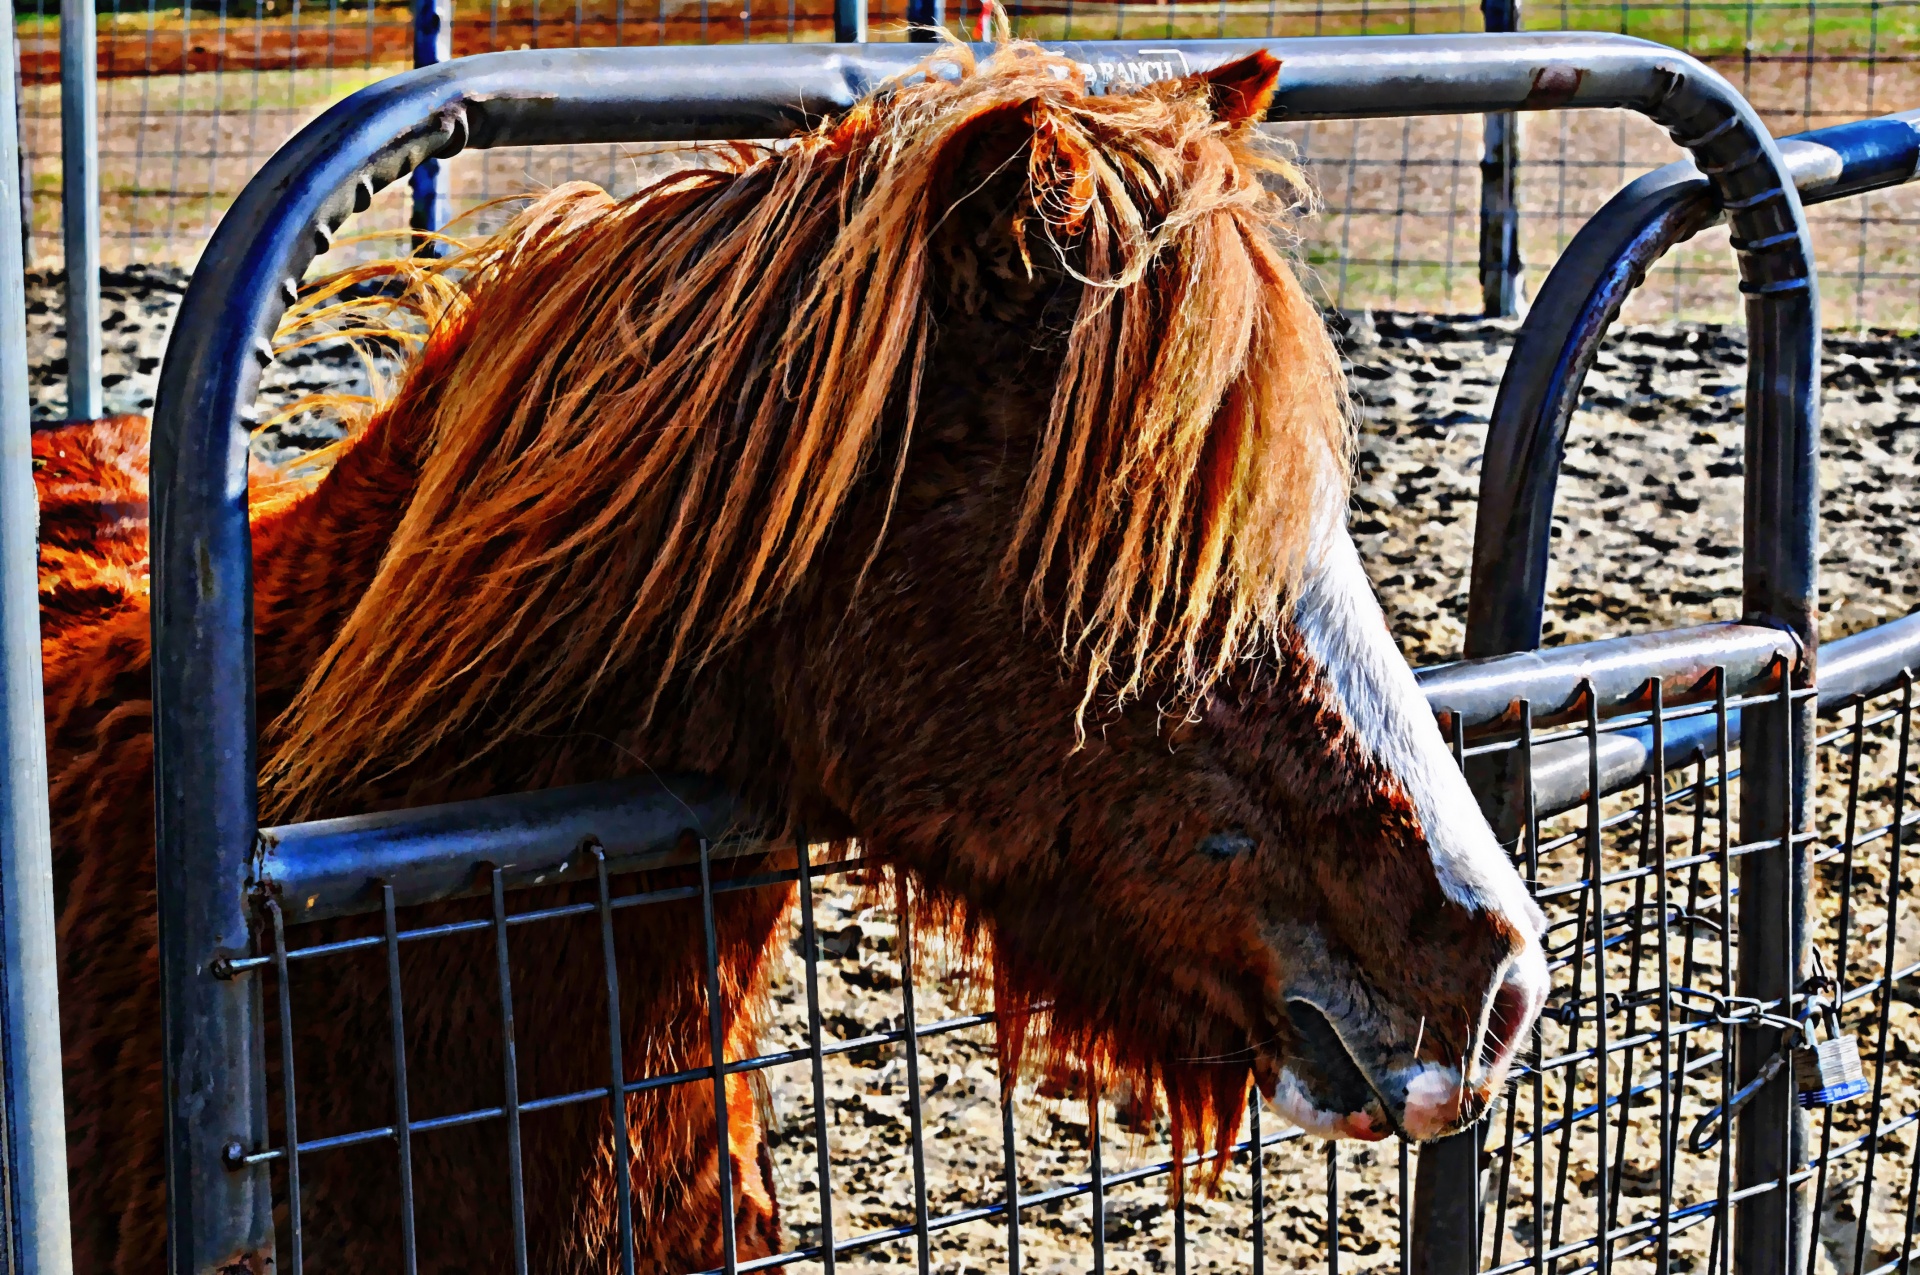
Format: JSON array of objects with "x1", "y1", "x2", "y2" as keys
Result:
[
  {"x1": 905, "y1": 0, "x2": 941, "y2": 40},
  {"x1": 409, "y1": 0, "x2": 452, "y2": 244},
  {"x1": 834, "y1": 0, "x2": 867, "y2": 45},
  {"x1": 1415, "y1": 709, "x2": 1524, "y2": 1275},
  {"x1": 0, "y1": 10, "x2": 75, "y2": 1274},
  {"x1": 1733, "y1": 193, "x2": 1821, "y2": 1275},
  {"x1": 1478, "y1": 0, "x2": 1521, "y2": 318},
  {"x1": 1411, "y1": 1133, "x2": 1481, "y2": 1275},
  {"x1": 59, "y1": 0, "x2": 100, "y2": 418},
  {"x1": 13, "y1": 53, "x2": 29, "y2": 268}
]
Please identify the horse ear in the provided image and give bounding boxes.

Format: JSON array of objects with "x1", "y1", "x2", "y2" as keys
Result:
[{"x1": 1188, "y1": 50, "x2": 1282, "y2": 124}]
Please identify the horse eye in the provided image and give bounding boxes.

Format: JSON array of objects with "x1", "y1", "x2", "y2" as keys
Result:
[{"x1": 1199, "y1": 830, "x2": 1256, "y2": 861}]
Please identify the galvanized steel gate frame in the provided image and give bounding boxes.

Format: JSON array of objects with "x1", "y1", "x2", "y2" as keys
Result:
[
  {"x1": 96, "y1": 28, "x2": 1906, "y2": 1275},
  {"x1": 1419, "y1": 106, "x2": 1920, "y2": 1275}
]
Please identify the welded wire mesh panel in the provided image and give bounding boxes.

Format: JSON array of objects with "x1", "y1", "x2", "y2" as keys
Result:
[
  {"x1": 1518, "y1": 0, "x2": 1920, "y2": 328},
  {"x1": 227, "y1": 658, "x2": 1918, "y2": 1273},
  {"x1": 1475, "y1": 686, "x2": 1779, "y2": 1275},
  {"x1": 1803, "y1": 676, "x2": 1920, "y2": 1274},
  {"x1": 241, "y1": 836, "x2": 1430, "y2": 1273},
  {"x1": 14, "y1": 0, "x2": 845, "y2": 274},
  {"x1": 16, "y1": 0, "x2": 409, "y2": 265},
  {"x1": 1443, "y1": 670, "x2": 1920, "y2": 1275},
  {"x1": 9, "y1": 0, "x2": 1499, "y2": 300}
]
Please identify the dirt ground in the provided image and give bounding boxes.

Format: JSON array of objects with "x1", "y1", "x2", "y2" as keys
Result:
[{"x1": 26, "y1": 262, "x2": 1920, "y2": 1272}]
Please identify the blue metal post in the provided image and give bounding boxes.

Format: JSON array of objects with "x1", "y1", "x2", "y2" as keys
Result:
[
  {"x1": 60, "y1": 0, "x2": 100, "y2": 417},
  {"x1": 834, "y1": 0, "x2": 866, "y2": 44},
  {"x1": 0, "y1": 7, "x2": 75, "y2": 1273},
  {"x1": 905, "y1": 0, "x2": 941, "y2": 41},
  {"x1": 14, "y1": 53, "x2": 29, "y2": 268},
  {"x1": 410, "y1": 0, "x2": 452, "y2": 245}
]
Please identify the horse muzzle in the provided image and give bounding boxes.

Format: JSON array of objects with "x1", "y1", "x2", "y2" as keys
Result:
[{"x1": 1263, "y1": 931, "x2": 1550, "y2": 1142}]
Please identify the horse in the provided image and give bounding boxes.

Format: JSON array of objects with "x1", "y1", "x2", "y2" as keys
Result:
[{"x1": 39, "y1": 42, "x2": 1548, "y2": 1273}]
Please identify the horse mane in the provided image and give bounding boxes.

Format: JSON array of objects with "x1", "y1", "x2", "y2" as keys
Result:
[
  {"x1": 249, "y1": 43, "x2": 1352, "y2": 1181},
  {"x1": 260, "y1": 40, "x2": 1350, "y2": 814}
]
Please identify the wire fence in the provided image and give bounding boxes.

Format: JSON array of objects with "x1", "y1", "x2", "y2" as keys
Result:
[
  {"x1": 222, "y1": 652, "x2": 1920, "y2": 1274},
  {"x1": 9, "y1": 0, "x2": 1920, "y2": 324}
]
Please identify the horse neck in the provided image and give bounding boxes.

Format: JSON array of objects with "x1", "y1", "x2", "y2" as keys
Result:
[{"x1": 34, "y1": 415, "x2": 154, "y2": 652}]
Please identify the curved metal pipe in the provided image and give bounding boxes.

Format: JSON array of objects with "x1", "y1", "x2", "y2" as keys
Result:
[
  {"x1": 149, "y1": 35, "x2": 1813, "y2": 1272},
  {"x1": 1468, "y1": 109, "x2": 1920, "y2": 660}
]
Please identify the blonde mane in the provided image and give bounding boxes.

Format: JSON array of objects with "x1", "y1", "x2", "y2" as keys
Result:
[{"x1": 260, "y1": 41, "x2": 1350, "y2": 819}]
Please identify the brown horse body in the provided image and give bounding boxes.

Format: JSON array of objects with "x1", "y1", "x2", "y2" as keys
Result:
[{"x1": 41, "y1": 45, "x2": 1547, "y2": 1272}]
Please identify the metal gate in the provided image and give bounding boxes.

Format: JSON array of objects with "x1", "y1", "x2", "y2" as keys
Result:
[
  {"x1": 1420, "y1": 107, "x2": 1920, "y2": 1275},
  {"x1": 130, "y1": 30, "x2": 1913, "y2": 1275}
]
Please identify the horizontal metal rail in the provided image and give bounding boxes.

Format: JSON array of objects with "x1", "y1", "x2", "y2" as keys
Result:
[
  {"x1": 1419, "y1": 620, "x2": 1797, "y2": 735},
  {"x1": 1510, "y1": 611, "x2": 1918, "y2": 821},
  {"x1": 248, "y1": 611, "x2": 1920, "y2": 929},
  {"x1": 255, "y1": 774, "x2": 748, "y2": 925}
]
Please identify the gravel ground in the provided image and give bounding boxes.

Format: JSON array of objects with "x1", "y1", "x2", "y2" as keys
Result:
[{"x1": 25, "y1": 272, "x2": 1920, "y2": 1272}]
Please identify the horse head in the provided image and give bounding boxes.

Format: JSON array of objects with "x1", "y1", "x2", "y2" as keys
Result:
[
  {"x1": 264, "y1": 42, "x2": 1547, "y2": 1174},
  {"x1": 778, "y1": 43, "x2": 1551, "y2": 1152}
]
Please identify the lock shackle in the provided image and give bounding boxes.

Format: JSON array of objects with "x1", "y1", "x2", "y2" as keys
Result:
[
  {"x1": 1796, "y1": 949, "x2": 1846, "y2": 1041},
  {"x1": 1686, "y1": 1045, "x2": 1790, "y2": 1155}
]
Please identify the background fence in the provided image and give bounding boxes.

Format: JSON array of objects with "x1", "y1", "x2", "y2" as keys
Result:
[{"x1": 10, "y1": 0, "x2": 1920, "y2": 328}]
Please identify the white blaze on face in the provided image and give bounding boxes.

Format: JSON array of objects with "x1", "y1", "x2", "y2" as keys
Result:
[
  {"x1": 1290, "y1": 504, "x2": 1543, "y2": 931},
  {"x1": 1285, "y1": 491, "x2": 1550, "y2": 1096}
]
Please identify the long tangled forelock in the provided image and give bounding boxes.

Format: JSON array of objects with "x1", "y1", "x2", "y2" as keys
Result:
[{"x1": 258, "y1": 41, "x2": 1350, "y2": 816}]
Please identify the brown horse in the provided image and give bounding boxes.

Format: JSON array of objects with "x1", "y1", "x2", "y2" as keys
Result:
[{"x1": 40, "y1": 44, "x2": 1547, "y2": 1273}]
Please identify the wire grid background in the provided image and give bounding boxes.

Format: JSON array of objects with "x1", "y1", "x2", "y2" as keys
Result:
[
  {"x1": 5, "y1": 0, "x2": 1920, "y2": 325},
  {"x1": 228, "y1": 661, "x2": 1920, "y2": 1275}
]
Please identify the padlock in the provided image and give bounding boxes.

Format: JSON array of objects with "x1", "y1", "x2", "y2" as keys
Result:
[{"x1": 1792, "y1": 1006, "x2": 1868, "y2": 1109}]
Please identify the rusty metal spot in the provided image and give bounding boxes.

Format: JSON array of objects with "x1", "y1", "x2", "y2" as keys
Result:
[{"x1": 1524, "y1": 64, "x2": 1585, "y2": 109}]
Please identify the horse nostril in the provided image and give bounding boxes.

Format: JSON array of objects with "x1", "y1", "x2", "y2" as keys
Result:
[
  {"x1": 1284, "y1": 1000, "x2": 1378, "y2": 1117},
  {"x1": 1479, "y1": 967, "x2": 1542, "y2": 1080},
  {"x1": 1198, "y1": 830, "x2": 1255, "y2": 860}
]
